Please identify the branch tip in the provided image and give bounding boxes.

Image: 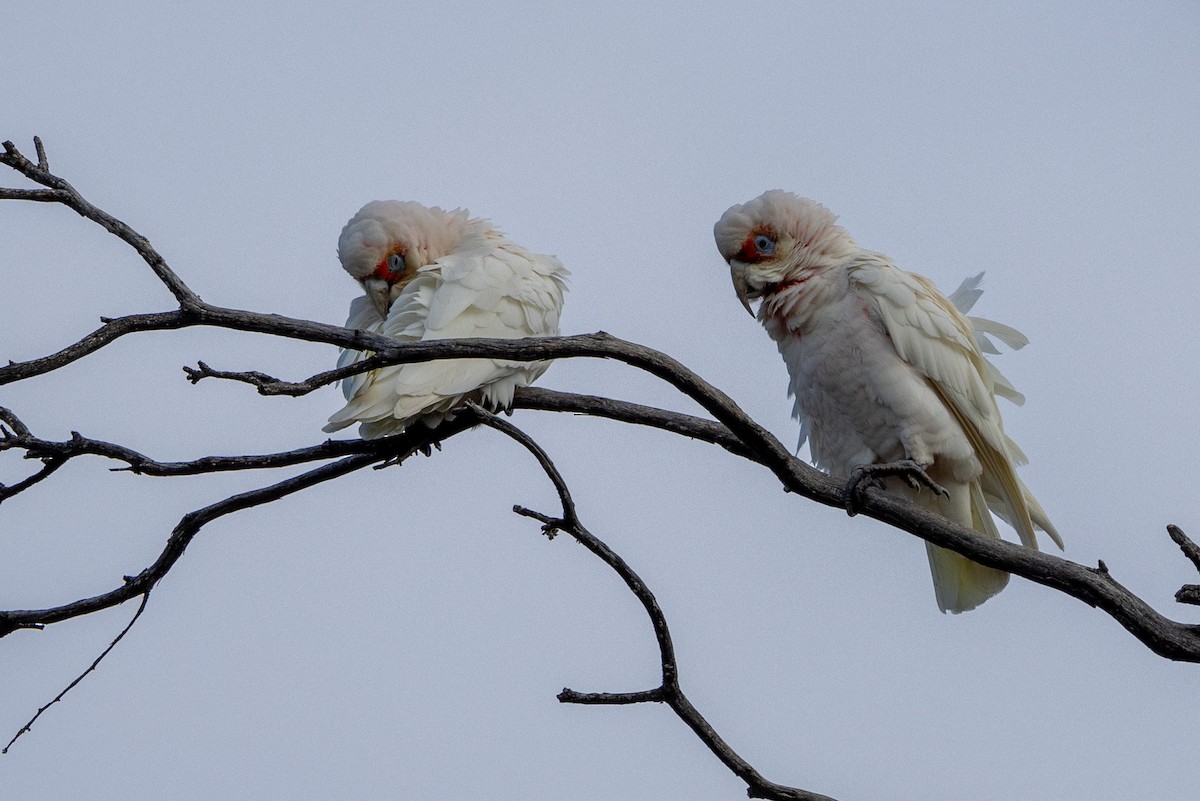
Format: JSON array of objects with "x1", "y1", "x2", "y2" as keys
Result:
[
  {"x1": 512, "y1": 505, "x2": 562, "y2": 539},
  {"x1": 1167, "y1": 524, "x2": 1200, "y2": 573},
  {"x1": 3, "y1": 592, "x2": 150, "y2": 753},
  {"x1": 33, "y1": 136, "x2": 48, "y2": 171},
  {"x1": 557, "y1": 687, "x2": 666, "y2": 705}
]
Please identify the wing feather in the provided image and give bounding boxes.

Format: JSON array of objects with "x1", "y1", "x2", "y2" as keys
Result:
[
  {"x1": 335, "y1": 295, "x2": 385, "y2": 401},
  {"x1": 324, "y1": 239, "x2": 567, "y2": 435},
  {"x1": 849, "y1": 261, "x2": 1056, "y2": 550}
]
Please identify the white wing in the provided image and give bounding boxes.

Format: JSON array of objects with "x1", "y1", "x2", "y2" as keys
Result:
[
  {"x1": 948, "y1": 272, "x2": 1028, "y2": 405},
  {"x1": 849, "y1": 260, "x2": 1061, "y2": 550},
  {"x1": 334, "y1": 295, "x2": 385, "y2": 401},
  {"x1": 324, "y1": 235, "x2": 567, "y2": 437}
]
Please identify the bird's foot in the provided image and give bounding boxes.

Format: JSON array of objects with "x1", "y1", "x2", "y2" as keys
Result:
[{"x1": 843, "y1": 459, "x2": 948, "y2": 516}]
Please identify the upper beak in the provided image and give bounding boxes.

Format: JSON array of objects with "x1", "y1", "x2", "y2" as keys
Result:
[
  {"x1": 730, "y1": 262, "x2": 755, "y2": 318},
  {"x1": 363, "y1": 277, "x2": 393, "y2": 318}
]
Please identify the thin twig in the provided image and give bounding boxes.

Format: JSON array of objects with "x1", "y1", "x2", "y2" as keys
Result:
[
  {"x1": 0, "y1": 453, "x2": 367, "y2": 635},
  {"x1": 0, "y1": 310, "x2": 195, "y2": 386},
  {"x1": 0, "y1": 413, "x2": 484, "y2": 637},
  {"x1": 1, "y1": 139, "x2": 200, "y2": 307},
  {"x1": 0, "y1": 457, "x2": 67, "y2": 503},
  {"x1": 3, "y1": 592, "x2": 151, "y2": 754},
  {"x1": 0, "y1": 407, "x2": 401, "y2": 477},
  {"x1": 0, "y1": 390, "x2": 750, "y2": 488}
]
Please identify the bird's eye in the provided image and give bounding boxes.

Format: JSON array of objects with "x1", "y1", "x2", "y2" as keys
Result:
[
  {"x1": 386, "y1": 253, "x2": 405, "y2": 275},
  {"x1": 753, "y1": 234, "x2": 776, "y2": 256}
]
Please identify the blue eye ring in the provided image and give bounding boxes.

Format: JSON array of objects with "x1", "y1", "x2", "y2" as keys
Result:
[
  {"x1": 386, "y1": 253, "x2": 405, "y2": 275},
  {"x1": 753, "y1": 234, "x2": 776, "y2": 255}
]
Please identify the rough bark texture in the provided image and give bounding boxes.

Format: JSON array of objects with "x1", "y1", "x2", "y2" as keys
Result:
[{"x1": 3, "y1": 138, "x2": 1198, "y2": 798}]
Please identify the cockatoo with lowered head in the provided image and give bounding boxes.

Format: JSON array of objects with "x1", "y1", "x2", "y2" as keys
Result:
[
  {"x1": 714, "y1": 190, "x2": 1061, "y2": 613},
  {"x1": 324, "y1": 200, "x2": 568, "y2": 439}
]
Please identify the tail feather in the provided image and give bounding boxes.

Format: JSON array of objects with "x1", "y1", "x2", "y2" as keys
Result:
[
  {"x1": 897, "y1": 475, "x2": 1010, "y2": 613},
  {"x1": 925, "y1": 543, "x2": 1010, "y2": 613},
  {"x1": 923, "y1": 480, "x2": 1010, "y2": 613}
]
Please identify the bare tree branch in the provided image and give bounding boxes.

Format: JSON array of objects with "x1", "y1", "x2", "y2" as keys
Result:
[
  {"x1": 3, "y1": 592, "x2": 151, "y2": 754},
  {"x1": 1177, "y1": 587, "x2": 1200, "y2": 606},
  {"x1": 0, "y1": 311, "x2": 194, "y2": 386},
  {"x1": 0, "y1": 453, "x2": 364, "y2": 636},
  {"x1": 1168, "y1": 525, "x2": 1200, "y2": 606},
  {"x1": 1, "y1": 139, "x2": 199, "y2": 306},
  {"x1": 3, "y1": 137, "x2": 1198, "y2": 660},
  {"x1": 0, "y1": 187, "x2": 64, "y2": 203},
  {"x1": 0, "y1": 389, "x2": 747, "y2": 485},
  {"x1": 513, "y1": 387, "x2": 753, "y2": 459},
  {"x1": 474, "y1": 407, "x2": 837, "y2": 801},
  {"x1": 0, "y1": 457, "x2": 66, "y2": 503},
  {"x1": 1168, "y1": 524, "x2": 1200, "y2": 573},
  {"x1": 33, "y1": 135, "x2": 49, "y2": 172},
  {"x1": 0, "y1": 405, "x2": 392, "y2": 479},
  {"x1": 4, "y1": 136, "x2": 1200, "y2": 798}
]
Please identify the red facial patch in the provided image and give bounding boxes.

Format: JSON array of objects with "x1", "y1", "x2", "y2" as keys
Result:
[
  {"x1": 371, "y1": 252, "x2": 406, "y2": 282},
  {"x1": 735, "y1": 227, "x2": 774, "y2": 263}
]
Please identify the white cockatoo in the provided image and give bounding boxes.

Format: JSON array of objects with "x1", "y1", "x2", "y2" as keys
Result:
[
  {"x1": 324, "y1": 200, "x2": 568, "y2": 439},
  {"x1": 714, "y1": 190, "x2": 1061, "y2": 613}
]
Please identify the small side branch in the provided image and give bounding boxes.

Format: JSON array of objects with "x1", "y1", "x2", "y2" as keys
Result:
[
  {"x1": 1168, "y1": 525, "x2": 1200, "y2": 606},
  {"x1": 183, "y1": 357, "x2": 389, "y2": 396},
  {"x1": 1178, "y1": 587, "x2": 1200, "y2": 606},
  {"x1": 3, "y1": 592, "x2": 151, "y2": 754},
  {"x1": 34, "y1": 135, "x2": 49, "y2": 171},
  {"x1": 1168, "y1": 525, "x2": 1200, "y2": 573},
  {"x1": 556, "y1": 688, "x2": 665, "y2": 704},
  {"x1": 1, "y1": 139, "x2": 200, "y2": 307},
  {"x1": 473, "y1": 407, "x2": 836, "y2": 801},
  {"x1": 0, "y1": 311, "x2": 193, "y2": 386},
  {"x1": 0, "y1": 406, "x2": 395, "y2": 479},
  {"x1": 0, "y1": 452, "x2": 371, "y2": 635},
  {"x1": 0, "y1": 457, "x2": 66, "y2": 503},
  {"x1": 0, "y1": 413, "x2": 486, "y2": 637}
]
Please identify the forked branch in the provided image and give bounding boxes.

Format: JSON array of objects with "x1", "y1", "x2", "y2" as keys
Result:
[
  {"x1": 472, "y1": 407, "x2": 836, "y2": 801},
  {"x1": 2, "y1": 136, "x2": 1198, "y2": 800}
]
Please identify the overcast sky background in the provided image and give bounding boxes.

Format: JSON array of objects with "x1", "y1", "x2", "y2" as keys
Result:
[{"x1": 2, "y1": 2, "x2": 1198, "y2": 799}]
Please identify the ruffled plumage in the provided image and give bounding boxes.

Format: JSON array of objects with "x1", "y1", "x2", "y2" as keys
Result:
[
  {"x1": 324, "y1": 202, "x2": 568, "y2": 439},
  {"x1": 715, "y1": 190, "x2": 1060, "y2": 613}
]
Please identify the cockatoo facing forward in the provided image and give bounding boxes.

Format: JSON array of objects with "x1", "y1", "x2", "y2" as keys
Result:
[
  {"x1": 324, "y1": 200, "x2": 568, "y2": 439},
  {"x1": 714, "y1": 190, "x2": 1061, "y2": 613}
]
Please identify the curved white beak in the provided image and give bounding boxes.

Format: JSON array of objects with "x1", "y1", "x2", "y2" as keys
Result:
[
  {"x1": 730, "y1": 263, "x2": 755, "y2": 317},
  {"x1": 363, "y1": 277, "x2": 393, "y2": 318}
]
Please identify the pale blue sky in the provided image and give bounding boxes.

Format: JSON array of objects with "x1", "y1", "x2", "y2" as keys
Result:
[{"x1": 2, "y1": 2, "x2": 1198, "y2": 799}]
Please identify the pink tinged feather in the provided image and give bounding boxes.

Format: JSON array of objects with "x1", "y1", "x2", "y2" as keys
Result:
[{"x1": 714, "y1": 190, "x2": 1061, "y2": 613}]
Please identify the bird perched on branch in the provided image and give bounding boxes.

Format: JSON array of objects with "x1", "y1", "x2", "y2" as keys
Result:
[
  {"x1": 324, "y1": 200, "x2": 568, "y2": 439},
  {"x1": 714, "y1": 190, "x2": 1061, "y2": 613}
]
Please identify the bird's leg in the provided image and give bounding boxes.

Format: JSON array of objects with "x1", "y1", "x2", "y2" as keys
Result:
[{"x1": 844, "y1": 459, "x2": 948, "y2": 516}]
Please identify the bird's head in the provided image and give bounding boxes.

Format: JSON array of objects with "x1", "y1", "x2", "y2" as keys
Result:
[
  {"x1": 713, "y1": 190, "x2": 857, "y2": 316},
  {"x1": 338, "y1": 200, "x2": 472, "y2": 317}
]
